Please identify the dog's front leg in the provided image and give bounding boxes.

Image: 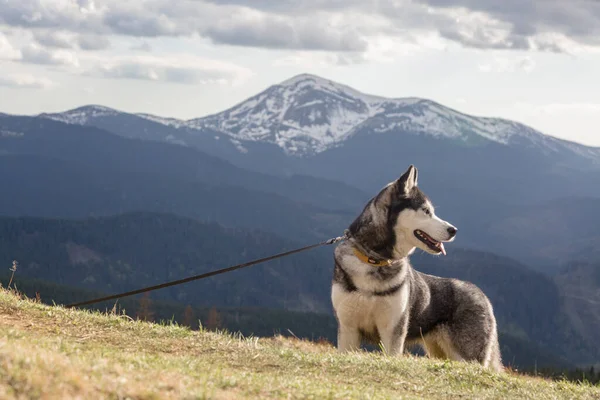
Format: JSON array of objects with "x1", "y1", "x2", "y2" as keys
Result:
[
  {"x1": 380, "y1": 316, "x2": 408, "y2": 356},
  {"x1": 337, "y1": 325, "x2": 361, "y2": 352}
]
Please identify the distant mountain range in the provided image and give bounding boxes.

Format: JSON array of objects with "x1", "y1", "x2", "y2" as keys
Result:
[{"x1": 39, "y1": 74, "x2": 600, "y2": 161}]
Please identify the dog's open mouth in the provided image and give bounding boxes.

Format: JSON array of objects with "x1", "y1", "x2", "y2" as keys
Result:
[{"x1": 414, "y1": 230, "x2": 446, "y2": 255}]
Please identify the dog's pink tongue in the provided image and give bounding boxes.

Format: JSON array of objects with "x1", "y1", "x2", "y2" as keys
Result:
[{"x1": 440, "y1": 243, "x2": 446, "y2": 256}]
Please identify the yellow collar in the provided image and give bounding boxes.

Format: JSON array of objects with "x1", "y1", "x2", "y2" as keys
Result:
[{"x1": 353, "y1": 247, "x2": 393, "y2": 267}]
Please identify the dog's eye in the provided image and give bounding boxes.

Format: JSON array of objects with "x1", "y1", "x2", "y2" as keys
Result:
[{"x1": 423, "y1": 208, "x2": 431, "y2": 215}]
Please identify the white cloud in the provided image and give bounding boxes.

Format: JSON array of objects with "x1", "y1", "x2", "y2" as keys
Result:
[
  {"x1": 478, "y1": 56, "x2": 536, "y2": 73},
  {"x1": 87, "y1": 54, "x2": 253, "y2": 85},
  {"x1": 130, "y1": 41, "x2": 152, "y2": 52},
  {"x1": 0, "y1": 73, "x2": 55, "y2": 89},
  {"x1": 2, "y1": 0, "x2": 598, "y2": 54},
  {"x1": 0, "y1": 32, "x2": 21, "y2": 60},
  {"x1": 517, "y1": 57, "x2": 536, "y2": 73},
  {"x1": 20, "y1": 44, "x2": 80, "y2": 67},
  {"x1": 32, "y1": 30, "x2": 74, "y2": 49},
  {"x1": 273, "y1": 51, "x2": 367, "y2": 68},
  {"x1": 77, "y1": 34, "x2": 110, "y2": 50},
  {"x1": 31, "y1": 30, "x2": 110, "y2": 51},
  {"x1": 205, "y1": 9, "x2": 368, "y2": 51}
]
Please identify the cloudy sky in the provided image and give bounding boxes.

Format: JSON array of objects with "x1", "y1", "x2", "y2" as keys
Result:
[{"x1": 1, "y1": 0, "x2": 599, "y2": 147}]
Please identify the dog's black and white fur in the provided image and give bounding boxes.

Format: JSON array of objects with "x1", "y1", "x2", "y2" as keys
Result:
[{"x1": 331, "y1": 165, "x2": 503, "y2": 372}]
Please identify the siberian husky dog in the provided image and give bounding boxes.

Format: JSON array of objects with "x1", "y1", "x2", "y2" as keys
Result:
[{"x1": 331, "y1": 165, "x2": 503, "y2": 372}]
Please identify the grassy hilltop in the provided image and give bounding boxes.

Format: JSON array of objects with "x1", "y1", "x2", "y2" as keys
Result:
[{"x1": 0, "y1": 289, "x2": 598, "y2": 400}]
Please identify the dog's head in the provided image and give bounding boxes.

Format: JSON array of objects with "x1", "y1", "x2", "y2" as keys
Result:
[
  {"x1": 391, "y1": 165, "x2": 457, "y2": 256},
  {"x1": 349, "y1": 165, "x2": 457, "y2": 259}
]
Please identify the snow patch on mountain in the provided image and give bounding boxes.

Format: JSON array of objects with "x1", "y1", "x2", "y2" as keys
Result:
[
  {"x1": 137, "y1": 113, "x2": 188, "y2": 129},
  {"x1": 165, "y1": 134, "x2": 187, "y2": 146},
  {"x1": 1, "y1": 129, "x2": 24, "y2": 138}
]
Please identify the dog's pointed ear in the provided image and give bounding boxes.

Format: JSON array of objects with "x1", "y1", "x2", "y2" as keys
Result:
[
  {"x1": 375, "y1": 165, "x2": 419, "y2": 208},
  {"x1": 397, "y1": 165, "x2": 418, "y2": 195}
]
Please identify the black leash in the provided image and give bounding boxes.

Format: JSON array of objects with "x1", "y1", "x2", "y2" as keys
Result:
[{"x1": 64, "y1": 233, "x2": 347, "y2": 309}]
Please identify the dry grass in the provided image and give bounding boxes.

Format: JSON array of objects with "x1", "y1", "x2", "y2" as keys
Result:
[{"x1": 0, "y1": 288, "x2": 599, "y2": 399}]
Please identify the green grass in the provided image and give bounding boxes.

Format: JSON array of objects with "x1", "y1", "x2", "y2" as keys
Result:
[{"x1": 0, "y1": 289, "x2": 598, "y2": 399}]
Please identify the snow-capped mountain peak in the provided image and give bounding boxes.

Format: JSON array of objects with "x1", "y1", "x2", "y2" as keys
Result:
[
  {"x1": 188, "y1": 73, "x2": 580, "y2": 156},
  {"x1": 39, "y1": 105, "x2": 119, "y2": 125},
  {"x1": 278, "y1": 73, "x2": 388, "y2": 104},
  {"x1": 187, "y1": 74, "x2": 389, "y2": 154},
  {"x1": 187, "y1": 74, "x2": 429, "y2": 154}
]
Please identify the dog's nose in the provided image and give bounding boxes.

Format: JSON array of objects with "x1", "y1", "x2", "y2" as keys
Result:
[{"x1": 447, "y1": 226, "x2": 458, "y2": 237}]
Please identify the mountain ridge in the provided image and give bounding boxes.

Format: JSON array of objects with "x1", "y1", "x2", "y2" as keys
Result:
[{"x1": 32, "y1": 73, "x2": 600, "y2": 159}]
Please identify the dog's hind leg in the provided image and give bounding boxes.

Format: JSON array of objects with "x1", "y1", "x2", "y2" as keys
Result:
[
  {"x1": 422, "y1": 336, "x2": 448, "y2": 359},
  {"x1": 445, "y1": 306, "x2": 503, "y2": 372},
  {"x1": 484, "y1": 329, "x2": 504, "y2": 372},
  {"x1": 429, "y1": 328, "x2": 466, "y2": 362}
]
